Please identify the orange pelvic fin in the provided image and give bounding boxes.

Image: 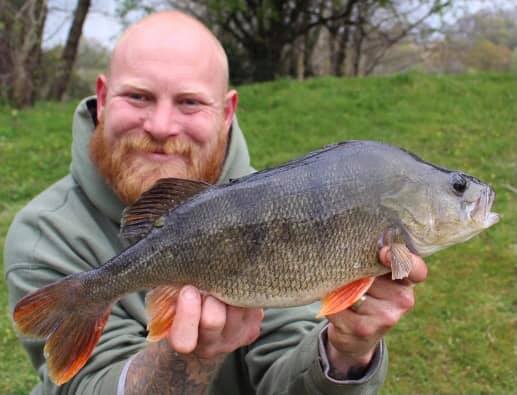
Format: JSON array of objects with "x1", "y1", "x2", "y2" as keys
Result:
[
  {"x1": 145, "y1": 286, "x2": 180, "y2": 342},
  {"x1": 318, "y1": 277, "x2": 375, "y2": 318},
  {"x1": 13, "y1": 276, "x2": 112, "y2": 385}
]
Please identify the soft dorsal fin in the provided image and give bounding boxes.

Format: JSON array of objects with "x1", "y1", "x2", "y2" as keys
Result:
[{"x1": 120, "y1": 177, "x2": 210, "y2": 243}]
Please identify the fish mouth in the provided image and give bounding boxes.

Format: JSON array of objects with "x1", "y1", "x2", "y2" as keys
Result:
[{"x1": 468, "y1": 187, "x2": 500, "y2": 228}]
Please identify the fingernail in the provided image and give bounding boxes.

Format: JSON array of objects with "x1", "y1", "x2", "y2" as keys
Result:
[{"x1": 181, "y1": 286, "x2": 197, "y2": 300}]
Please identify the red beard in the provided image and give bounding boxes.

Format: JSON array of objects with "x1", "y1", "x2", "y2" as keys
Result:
[{"x1": 90, "y1": 120, "x2": 228, "y2": 205}]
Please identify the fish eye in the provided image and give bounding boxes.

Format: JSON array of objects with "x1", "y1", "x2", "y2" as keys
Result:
[{"x1": 450, "y1": 173, "x2": 468, "y2": 195}]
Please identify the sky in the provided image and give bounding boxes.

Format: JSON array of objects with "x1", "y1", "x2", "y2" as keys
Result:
[{"x1": 43, "y1": 0, "x2": 122, "y2": 49}]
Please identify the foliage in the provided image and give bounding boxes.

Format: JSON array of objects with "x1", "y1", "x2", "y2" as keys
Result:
[
  {"x1": 466, "y1": 39, "x2": 512, "y2": 72},
  {"x1": 38, "y1": 38, "x2": 109, "y2": 100},
  {"x1": 428, "y1": 5, "x2": 517, "y2": 73},
  {"x1": 0, "y1": 0, "x2": 48, "y2": 108},
  {"x1": 46, "y1": 0, "x2": 92, "y2": 101},
  {"x1": 0, "y1": 73, "x2": 515, "y2": 394},
  {"x1": 0, "y1": 0, "x2": 92, "y2": 107},
  {"x1": 115, "y1": 0, "x2": 451, "y2": 82}
]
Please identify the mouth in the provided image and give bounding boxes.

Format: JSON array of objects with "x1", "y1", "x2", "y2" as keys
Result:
[
  {"x1": 134, "y1": 148, "x2": 188, "y2": 163},
  {"x1": 468, "y1": 187, "x2": 500, "y2": 228}
]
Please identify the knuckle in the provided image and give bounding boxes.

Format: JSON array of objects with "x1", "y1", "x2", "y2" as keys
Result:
[
  {"x1": 222, "y1": 341, "x2": 240, "y2": 353},
  {"x1": 171, "y1": 337, "x2": 195, "y2": 354},
  {"x1": 398, "y1": 289, "x2": 415, "y2": 311},
  {"x1": 353, "y1": 321, "x2": 375, "y2": 338},
  {"x1": 200, "y1": 312, "x2": 226, "y2": 331},
  {"x1": 246, "y1": 327, "x2": 261, "y2": 344},
  {"x1": 379, "y1": 309, "x2": 400, "y2": 328}
]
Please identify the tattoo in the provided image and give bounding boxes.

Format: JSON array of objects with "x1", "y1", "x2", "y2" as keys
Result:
[{"x1": 125, "y1": 340, "x2": 224, "y2": 395}]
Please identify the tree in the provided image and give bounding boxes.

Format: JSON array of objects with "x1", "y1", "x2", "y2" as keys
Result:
[
  {"x1": 466, "y1": 39, "x2": 512, "y2": 72},
  {"x1": 185, "y1": 0, "x2": 451, "y2": 79},
  {"x1": 115, "y1": 0, "x2": 453, "y2": 81},
  {"x1": 0, "y1": 0, "x2": 48, "y2": 107},
  {"x1": 427, "y1": 5, "x2": 517, "y2": 73},
  {"x1": 322, "y1": 0, "x2": 452, "y2": 77},
  {"x1": 47, "y1": 0, "x2": 91, "y2": 101}
]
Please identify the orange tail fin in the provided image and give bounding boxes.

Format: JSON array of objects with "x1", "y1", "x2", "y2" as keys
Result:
[
  {"x1": 318, "y1": 277, "x2": 375, "y2": 318},
  {"x1": 145, "y1": 286, "x2": 180, "y2": 342},
  {"x1": 13, "y1": 275, "x2": 112, "y2": 385}
]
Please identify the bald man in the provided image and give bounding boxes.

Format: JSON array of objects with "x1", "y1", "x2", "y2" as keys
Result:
[{"x1": 5, "y1": 11, "x2": 427, "y2": 395}]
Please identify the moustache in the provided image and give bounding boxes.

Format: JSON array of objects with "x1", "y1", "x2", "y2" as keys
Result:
[{"x1": 120, "y1": 134, "x2": 194, "y2": 160}]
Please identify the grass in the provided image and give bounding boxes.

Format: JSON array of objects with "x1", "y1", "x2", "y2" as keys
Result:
[{"x1": 1, "y1": 72, "x2": 515, "y2": 394}]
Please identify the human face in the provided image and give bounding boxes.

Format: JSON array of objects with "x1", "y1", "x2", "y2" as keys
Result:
[{"x1": 92, "y1": 28, "x2": 237, "y2": 205}]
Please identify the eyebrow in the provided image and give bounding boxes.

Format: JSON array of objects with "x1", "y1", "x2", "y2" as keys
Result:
[{"x1": 116, "y1": 81, "x2": 151, "y2": 92}]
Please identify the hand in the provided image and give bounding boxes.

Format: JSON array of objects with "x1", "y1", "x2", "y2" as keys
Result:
[
  {"x1": 324, "y1": 246, "x2": 428, "y2": 378},
  {"x1": 168, "y1": 286, "x2": 264, "y2": 359}
]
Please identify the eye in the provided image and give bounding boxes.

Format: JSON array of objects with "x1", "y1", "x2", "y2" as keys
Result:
[
  {"x1": 179, "y1": 98, "x2": 201, "y2": 108},
  {"x1": 128, "y1": 93, "x2": 148, "y2": 101},
  {"x1": 450, "y1": 173, "x2": 468, "y2": 195},
  {"x1": 182, "y1": 98, "x2": 199, "y2": 105},
  {"x1": 178, "y1": 97, "x2": 203, "y2": 114}
]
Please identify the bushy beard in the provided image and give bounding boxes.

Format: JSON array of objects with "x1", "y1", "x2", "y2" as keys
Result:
[{"x1": 90, "y1": 120, "x2": 228, "y2": 205}]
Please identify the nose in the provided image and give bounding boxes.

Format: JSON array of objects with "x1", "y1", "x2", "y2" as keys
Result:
[{"x1": 143, "y1": 101, "x2": 180, "y2": 140}]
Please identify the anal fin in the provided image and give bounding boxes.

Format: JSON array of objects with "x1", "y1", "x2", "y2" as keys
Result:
[
  {"x1": 145, "y1": 286, "x2": 180, "y2": 342},
  {"x1": 318, "y1": 277, "x2": 375, "y2": 318}
]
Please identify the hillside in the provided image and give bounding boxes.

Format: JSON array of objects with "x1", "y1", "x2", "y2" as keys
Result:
[{"x1": 1, "y1": 72, "x2": 515, "y2": 394}]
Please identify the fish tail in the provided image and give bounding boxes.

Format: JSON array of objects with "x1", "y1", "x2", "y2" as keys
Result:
[{"x1": 13, "y1": 274, "x2": 112, "y2": 385}]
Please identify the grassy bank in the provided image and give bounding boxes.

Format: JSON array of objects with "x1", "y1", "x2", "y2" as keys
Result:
[{"x1": 1, "y1": 72, "x2": 515, "y2": 394}]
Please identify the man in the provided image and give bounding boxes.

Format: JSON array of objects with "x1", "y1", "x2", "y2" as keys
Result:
[{"x1": 5, "y1": 11, "x2": 427, "y2": 395}]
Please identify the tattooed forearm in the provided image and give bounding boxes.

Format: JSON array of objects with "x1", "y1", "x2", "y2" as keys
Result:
[{"x1": 124, "y1": 340, "x2": 224, "y2": 395}]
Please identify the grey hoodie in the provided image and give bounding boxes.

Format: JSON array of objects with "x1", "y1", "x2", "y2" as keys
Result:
[{"x1": 4, "y1": 97, "x2": 387, "y2": 395}]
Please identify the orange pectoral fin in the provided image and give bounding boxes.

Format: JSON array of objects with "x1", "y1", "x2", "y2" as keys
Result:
[
  {"x1": 318, "y1": 277, "x2": 375, "y2": 318},
  {"x1": 145, "y1": 286, "x2": 180, "y2": 342}
]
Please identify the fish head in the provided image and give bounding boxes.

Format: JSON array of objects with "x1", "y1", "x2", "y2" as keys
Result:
[{"x1": 383, "y1": 169, "x2": 500, "y2": 257}]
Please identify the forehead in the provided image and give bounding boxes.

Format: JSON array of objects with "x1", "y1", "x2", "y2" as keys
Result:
[{"x1": 110, "y1": 25, "x2": 227, "y2": 94}]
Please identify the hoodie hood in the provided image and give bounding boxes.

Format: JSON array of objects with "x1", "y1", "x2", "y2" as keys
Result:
[{"x1": 70, "y1": 96, "x2": 254, "y2": 224}]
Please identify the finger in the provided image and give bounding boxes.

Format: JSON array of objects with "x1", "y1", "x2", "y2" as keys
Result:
[
  {"x1": 378, "y1": 247, "x2": 391, "y2": 267},
  {"x1": 169, "y1": 286, "x2": 201, "y2": 354},
  {"x1": 242, "y1": 307, "x2": 264, "y2": 323},
  {"x1": 332, "y1": 296, "x2": 403, "y2": 338},
  {"x1": 241, "y1": 308, "x2": 264, "y2": 343},
  {"x1": 221, "y1": 306, "x2": 262, "y2": 346},
  {"x1": 199, "y1": 295, "x2": 227, "y2": 343},
  {"x1": 366, "y1": 276, "x2": 416, "y2": 311},
  {"x1": 221, "y1": 305, "x2": 248, "y2": 340},
  {"x1": 406, "y1": 255, "x2": 428, "y2": 283}
]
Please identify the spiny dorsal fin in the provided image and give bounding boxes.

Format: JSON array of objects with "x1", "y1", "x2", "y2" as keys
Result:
[{"x1": 120, "y1": 177, "x2": 210, "y2": 243}]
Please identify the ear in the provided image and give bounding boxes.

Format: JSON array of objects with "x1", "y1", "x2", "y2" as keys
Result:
[
  {"x1": 96, "y1": 74, "x2": 108, "y2": 121},
  {"x1": 223, "y1": 89, "x2": 238, "y2": 134}
]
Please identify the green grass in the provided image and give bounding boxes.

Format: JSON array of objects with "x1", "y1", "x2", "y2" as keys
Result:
[{"x1": 1, "y1": 72, "x2": 515, "y2": 394}]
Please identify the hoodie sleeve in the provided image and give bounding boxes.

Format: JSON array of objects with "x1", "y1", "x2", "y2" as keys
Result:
[
  {"x1": 4, "y1": 180, "x2": 148, "y2": 395},
  {"x1": 244, "y1": 304, "x2": 388, "y2": 395}
]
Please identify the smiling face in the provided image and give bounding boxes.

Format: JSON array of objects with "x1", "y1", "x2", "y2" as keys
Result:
[{"x1": 91, "y1": 12, "x2": 237, "y2": 205}]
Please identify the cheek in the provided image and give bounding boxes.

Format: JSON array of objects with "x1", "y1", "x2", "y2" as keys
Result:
[
  {"x1": 105, "y1": 102, "x2": 145, "y2": 141},
  {"x1": 183, "y1": 113, "x2": 224, "y2": 145}
]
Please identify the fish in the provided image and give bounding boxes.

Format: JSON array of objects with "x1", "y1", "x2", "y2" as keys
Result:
[{"x1": 13, "y1": 140, "x2": 499, "y2": 384}]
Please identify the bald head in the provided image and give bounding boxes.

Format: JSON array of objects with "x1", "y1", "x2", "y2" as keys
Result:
[{"x1": 109, "y1": 11, "x2": 230, "y2": 92}]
